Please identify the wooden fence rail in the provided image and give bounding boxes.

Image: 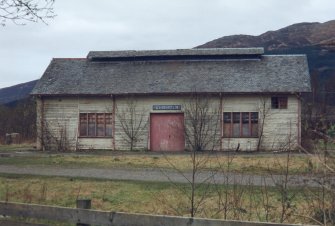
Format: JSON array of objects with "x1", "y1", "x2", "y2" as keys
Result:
[{"x1": 0, "y1": 201, "x2": 314, "y2": 226}]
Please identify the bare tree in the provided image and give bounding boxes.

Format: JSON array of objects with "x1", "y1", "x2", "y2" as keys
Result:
[
  {"x1": 258, "y1": 177, "x2": 275, "y2": 222},
  {"x1": 184, "y1": 93, "x2": 220, "y2": 152},
  {"x1": 212, "y1": 151, "x2": 265, "y2": 221},
  {"x1": 116, "y1": 97, "x2": 148, "y2": 151},
  {"x1": 299, "y1": 127, "x2": 335, "y2": 225},
  {"x1": 0, "y1": 0, "x2": 55, "y2": 26},
  {"x1": 268, "y1": 125, "x2": 297, "y2": 223},
  {"x1": 212, "y1": 151, "x2": 238, "y2": 219},
  {"x1": 257, "y1": 95, "x2": 271, "y2": 152},
  {"x1": 183, "y1": 93, "x2": 221, "y2": 217},
  {"x1": 37, "y1": 106, "x2": 72, "y2": 152},
  {"x1": 298, "y1": 95, "x2": 335, "y2": 225},
  {"x1": 40, "y1": 119, "x2": 70, "y2": 152},
  {"x1": 159, "y1": 93, "x2": 221, "y2": 217}
]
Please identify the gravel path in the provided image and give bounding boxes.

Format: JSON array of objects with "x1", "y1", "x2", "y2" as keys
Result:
[{"x1": 0, "y1": 164, "x2": 332, "y2": 187}]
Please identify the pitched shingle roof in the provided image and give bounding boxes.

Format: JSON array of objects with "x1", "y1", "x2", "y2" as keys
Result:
[{"x1": 31, "y1": 48, "x2": 311, "y2": 95}]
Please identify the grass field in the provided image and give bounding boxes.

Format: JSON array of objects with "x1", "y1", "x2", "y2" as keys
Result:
[
  {"x1": 0, "y1": 151, "x2": 332, "y2": 175},
  {"x1": 0, "y1": 143, "x2": 35, "y2": 152},
  {"x1": 0, "y1": 144, "x2": 334, "y2": 225},
  {"x1": 0, "y1": 174, "x2": 325, "y2": 225}
]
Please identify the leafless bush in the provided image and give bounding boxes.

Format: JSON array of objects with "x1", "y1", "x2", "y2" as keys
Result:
[
  {"x1": 212, "y1": 152, "x2": 252, "y2": 220},
  {"x1": 257, "y1": 96, "x2": 271, "y2": 152},
  {"x1": 116, "y1": 97, "x2": 148, "y2": 151},
  {"x1": 212, "y1": 152, "x2": 235, "y2": 219},
  {"x1": 40, "y1": 120, "x2": 70, "y2": 152},
  {"x1": 38, "y1": 182, "x2": 48, "y2": 203},
  {"x1": 158, "y1": 93, "x2": 221, "y2": 217},
  {"x1": 269, "y1": 131, "x2": 297, "y2": 223},
  {"x1": 257, "y1": 177, "x2": 275, "y2": 222},
  {"x1": 184, "y1": 93, "x2": 220, "y2": 152},
  {"x1": 300, "y1": 132, "x2": 335, "y2": 225}
]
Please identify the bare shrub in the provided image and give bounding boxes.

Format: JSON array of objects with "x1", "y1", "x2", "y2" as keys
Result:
[
  {"x1": 159, "y1": 93, "x2": 220, "y2": 217},
  {"x1": 116, "y1": 97, "x2": 148, "y2": 151},
  {"x1": 257, "y1": 96, "x2": 271, "y2": 151},
  {"x1": 40, "y1": 120, "x2": 70, "y2": 152},
  {"x1": 300, "y1": 134, "x2": 335, "y2": 225},
  {"x1": 184, "y1": 93, "x2": 220, "y2": 152}
]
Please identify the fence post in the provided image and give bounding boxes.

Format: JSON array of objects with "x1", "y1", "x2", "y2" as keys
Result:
[{"x1": 76, "y1": 199, "x2": 91, "y2": 226}]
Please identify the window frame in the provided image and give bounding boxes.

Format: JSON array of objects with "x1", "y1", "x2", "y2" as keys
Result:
[
  {"x1": 271, "y1": 96, "x2": 288, "y2": 109},
  {"x1": 79, "y1": 113, "x2": 113, "y2": 138},
  {"x1": 223, "y1": 112, "x2": 259, "y2": 138}
]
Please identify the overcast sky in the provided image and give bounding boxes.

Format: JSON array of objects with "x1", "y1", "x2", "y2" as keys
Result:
[{"x1": 0, "y1": 0, "x2": 334, "y2": 89}]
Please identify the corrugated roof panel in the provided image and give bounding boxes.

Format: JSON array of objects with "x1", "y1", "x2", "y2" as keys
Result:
[{"x1": 87, "y1": 48, "x2": 265, "y2": 60}]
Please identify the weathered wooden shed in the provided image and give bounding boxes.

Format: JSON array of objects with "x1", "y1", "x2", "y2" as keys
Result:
[{"x1": 31, "y1": 48, "x2": 311, "y2": 151}]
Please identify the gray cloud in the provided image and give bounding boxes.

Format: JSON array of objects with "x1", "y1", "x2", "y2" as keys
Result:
[{"x1": 0, "y1": 0, "x2": 334, "y2": 88}]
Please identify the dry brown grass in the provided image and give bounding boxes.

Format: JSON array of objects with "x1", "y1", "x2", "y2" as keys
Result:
[
  {"x1": 0, "y1": 175, "x2": 325, "y2": 225},
  {"x1": 0, "y1": 143, "x2": 35, "y2": 152},
  {"x1": 35, "y1": 153, "x2": 324, "y2": 174},
  {"x1": 0, "y1": 152, "x2": 327, "y2": 175}
]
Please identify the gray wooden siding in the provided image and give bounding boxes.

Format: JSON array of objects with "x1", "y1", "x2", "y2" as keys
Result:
[
  {"x1": 115, "y1": 96, "x2": 184, "y2": 151},
  {"x1": 36, "y1": 98, "x2": 43, "y2": 150},
  {"x1": 261, "y1": 96, "x2": 299, "y2": 151},
  {"x1": 42, "y1": 98, "x2": 79, "y2": 150},
  {"x1": 38, "y1": 97, "x2": 113, "y2": 151},
  {"x1": 37, "y1": 95, "x2": 300, "y2": 151},
  {"x1": 222, "y1": 95, "x2": 299, "y2": 151}
]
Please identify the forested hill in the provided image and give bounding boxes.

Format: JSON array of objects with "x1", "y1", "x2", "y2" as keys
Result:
[{"x1": 0, "y1": 80, "x2": 38, "y2": 105}]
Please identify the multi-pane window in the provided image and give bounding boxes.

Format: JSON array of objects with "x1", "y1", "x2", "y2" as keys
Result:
[
  {"x1": 233, "y1": 112, "x2": 240, "y2": 138},
  {"x1": 271, "y1": 97, "x2": 288, "y2": 109},
  {"x1": 79, "y1": 113, "x2": 113, "y2": 137},
  {"x1": 223, "y1": 112, "x2": 258, "y2": 138}
]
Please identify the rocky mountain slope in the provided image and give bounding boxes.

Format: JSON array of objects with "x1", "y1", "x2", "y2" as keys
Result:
[
  {"x1": 198, "y1": 20, "x2": 335, "y2": 51},
  {"x1": 198, "y1": 20, "x2": 335, "y2": 105}
]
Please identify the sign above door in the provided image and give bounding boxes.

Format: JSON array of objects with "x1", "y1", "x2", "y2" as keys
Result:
[{"x1": 153, "y1": 105, "x2": 182, "y2": 111}]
